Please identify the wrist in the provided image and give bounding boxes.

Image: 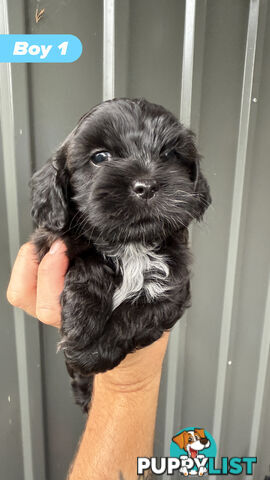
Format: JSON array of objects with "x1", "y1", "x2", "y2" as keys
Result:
[
  {"x1": 94, "y1": 366, "x2": 162, "y2": 395},
  {"x1": 93, "y1": 333, "x2": 169, "y2": 395},
  {"x1": 69, "y1": 338, "x2": 168, "y2": 480}
]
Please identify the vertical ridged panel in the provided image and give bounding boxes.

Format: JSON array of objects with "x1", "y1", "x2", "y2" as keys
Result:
[
  {"x1": 103, "y1": 0, "x2": 115, "y2": 100},
  {"x1": 163, "y1": 0, "x2": 197, "y2": 457},
  {"x1": 212, "y1": 0, "x2": 260, "y2": 455},
  {"x1": 0, "y1": 2, "x2": 34, "y2": 479}
]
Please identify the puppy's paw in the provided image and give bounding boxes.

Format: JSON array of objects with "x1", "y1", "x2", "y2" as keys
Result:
[
  {"x1": 68, "y1": 369, "x2": 94, "y2": 413},
  {"x1": 58, "y1": 324, "x2": 129, "y2": 376},
  {"x1": 58, "y1": 335, "x2": 98, "y2": 375}
]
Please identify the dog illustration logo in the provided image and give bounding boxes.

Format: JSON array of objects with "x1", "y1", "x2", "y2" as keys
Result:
[
  {"x1": 173, "y1": 428, "x2": 210, "y2": 459},
  {"x1": 170, "y1": 427, "x2": 216, "y2": 476}
]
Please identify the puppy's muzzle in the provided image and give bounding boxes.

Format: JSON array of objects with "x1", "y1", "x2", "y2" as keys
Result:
[{"x1": 132, "y1": 179, "x2": 158, "y2": 200}]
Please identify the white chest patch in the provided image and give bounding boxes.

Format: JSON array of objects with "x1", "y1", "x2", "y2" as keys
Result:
[{"x1": 106, "y1": 243, "x2": 171, "y2": 310}]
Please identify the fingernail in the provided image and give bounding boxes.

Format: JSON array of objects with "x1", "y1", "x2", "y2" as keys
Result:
[{"x1": 49, "y1": 240, "x2": 63, "y2": 254}]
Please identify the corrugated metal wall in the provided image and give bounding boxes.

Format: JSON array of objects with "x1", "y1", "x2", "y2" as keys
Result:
[{"x1": 0, "y1": 0, "x2": 270, "y2": 479}]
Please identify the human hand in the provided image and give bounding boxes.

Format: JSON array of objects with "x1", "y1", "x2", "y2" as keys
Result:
[
  {"x1": 7, "y1": 240, "x2": 169, "y2": 387},
  {"x1": 6, "y1": 240, "x2": 68, "y2": 328}
]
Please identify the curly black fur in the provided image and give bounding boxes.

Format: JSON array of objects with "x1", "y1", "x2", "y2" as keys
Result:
[{"x1": 30, "y1": 98, "x2": 211, "y2": 412}]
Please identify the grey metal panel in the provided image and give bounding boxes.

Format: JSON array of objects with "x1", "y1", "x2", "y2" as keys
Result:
[
  {"x1": 24, "y1": 2, "x2": 103, "y2": 479},
  {"x1": 249, "y1": 276, "x2": 270, "y2": 459},
  {"x1": 179, "y1": 0, "x2": 196, "y2": 127},
  {"x1": 179, "y1": 0, "x2": 250, "y2": 434},
  {"x1": 0, "y1": 0, "x2": 44, "y2": 477},
  {"x1": 0, "y1": 125, "x2": 24, "y2": 480},
  {"x1": 7, "y1": 1, "x2": 48, "y2": 478},
  {"x1": 213, "y1": 0, "x2": 260, "y2": 454},
  {"x1": 220, "y1": 0, "x2": 270, "y2": 463},
  {"x1": 26, "y1": 0, "x2": 103, "y2": 168},
  {"x1": 190, "y1": 0, "x2": 208, "y2": 137},
  {"x1": 126, "y1": 0, "x2": 186, "y2": 116},
  {"x1": 0, "y1": 56, "x2": 34, "y2": 480},
  {"x1": 218, "y1": 0, "x2": 270, "y2": 468},
  {"x1": 163, "y1": 0, "x2": 197, "y2": 458},
  {"x1": 256, "y1": 360, "x2": 270, "y2": 480},
  {"x1": 115, "y1": 0, "x2": 130, "y2": 98},
  {"x1": 103, "y1": 0, "x2": 115, "y2": 100},
  {"x1": 250, "y1": 7, "x2": 270, "y2": 475}
]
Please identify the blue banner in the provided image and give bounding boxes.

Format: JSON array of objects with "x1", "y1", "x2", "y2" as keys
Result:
[{"x1": 0, "y1": 34, "x2": 82, "y2": 63}]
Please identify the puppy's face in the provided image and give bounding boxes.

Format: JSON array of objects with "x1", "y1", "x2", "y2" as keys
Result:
[{"x1": 31, "y1": 98, "x2": 211, "y2": 245}]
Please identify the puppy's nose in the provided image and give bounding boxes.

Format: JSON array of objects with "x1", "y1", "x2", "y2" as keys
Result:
[
  {"x1": 200, "y1": 438, "x2": 208, "y2": 445},
  {"x1": 132, "y1": 180, "x2": 158, "y2": 199}
]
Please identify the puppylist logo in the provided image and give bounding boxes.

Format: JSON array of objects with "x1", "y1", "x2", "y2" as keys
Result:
[
  {"x1": 137, "y1": 427, "x2": 257, "y2": 477},
  {"x1": 171, "y1": 428, "x2": 215, "y2": 476}
]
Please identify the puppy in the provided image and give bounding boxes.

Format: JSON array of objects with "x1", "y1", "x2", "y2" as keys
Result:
[{"x1": 30, "y1": 98, "x2": 211, "y2": 412}]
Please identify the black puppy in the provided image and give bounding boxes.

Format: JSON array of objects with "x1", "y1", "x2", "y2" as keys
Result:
[{"x1": 31, "y1": 98, "x2": 211, "y2": 412}]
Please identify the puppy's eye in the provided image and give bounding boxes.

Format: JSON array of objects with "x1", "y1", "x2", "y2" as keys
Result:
[
  {"x1": 90, "y1": 151, "x2": 111, "y2": 165},
  {"x1": 161, "y1": 150, "x2": 177, "y2": 161}
]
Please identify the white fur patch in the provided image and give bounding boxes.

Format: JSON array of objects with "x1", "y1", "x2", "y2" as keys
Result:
[{"x1": 105, "y1": 243, "x2": 171, "y2": 310}]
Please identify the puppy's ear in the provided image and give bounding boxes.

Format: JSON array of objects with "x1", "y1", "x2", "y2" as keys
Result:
[
  {"x1": 194, "y1": 428, "x2": 206, "y2": 439},
  {"x1": 172, "y1": 431, "x2": 186, "y2": 449},
  {"x1": 180, "y1": 128, "x2": 211, "y2": 221},
  {"x1": 30, "y1": 145, "x2": 69, "y2": 232},
  {"x1": 193, "y1": 158, "x2": 211, "y2": 221}
]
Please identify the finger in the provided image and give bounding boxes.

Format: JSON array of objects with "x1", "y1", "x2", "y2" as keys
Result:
[
  {"x1": 36, "y1": 240, "x2": 69, "y2": 327},
  {"x1": 7, "y1": 242, "x2": 39, "y2": 317}
]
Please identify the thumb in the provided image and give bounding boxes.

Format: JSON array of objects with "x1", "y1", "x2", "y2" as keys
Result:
[{"x1": 36, "y1": 240, "x2": 69, "y2": 327}]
